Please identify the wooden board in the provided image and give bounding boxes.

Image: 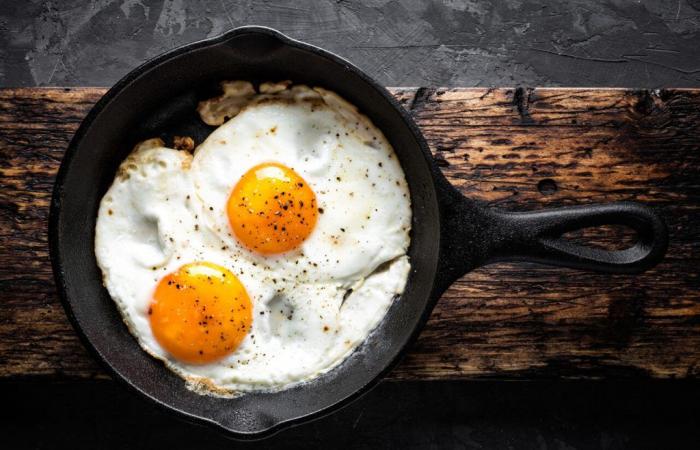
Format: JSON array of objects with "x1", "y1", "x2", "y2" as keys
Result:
[{"x1": 1, "y1": 88, "x2": 699, "y2": 380}]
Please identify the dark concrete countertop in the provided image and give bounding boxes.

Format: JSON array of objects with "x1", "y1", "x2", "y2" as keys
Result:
[{"x1": 1, "y1": 0, "x2": 699, "y2": 88}]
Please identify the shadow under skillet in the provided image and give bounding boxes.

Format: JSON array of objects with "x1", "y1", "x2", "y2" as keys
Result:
[{"x1": 2, "y1": 379, "x2": 699, "y2": 449}]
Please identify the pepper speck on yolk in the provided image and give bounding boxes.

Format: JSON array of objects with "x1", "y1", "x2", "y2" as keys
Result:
[
  {"x1": 149, "y1": 262, "x2": 252, "y2": 364},
  {"x1": 227, "y1": 162, "x2": 318, "y2": 254}
]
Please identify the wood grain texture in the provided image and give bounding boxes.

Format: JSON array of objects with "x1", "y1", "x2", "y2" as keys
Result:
[{"x1": 1, "y1": 87, "x2": 699, "y2": 380}]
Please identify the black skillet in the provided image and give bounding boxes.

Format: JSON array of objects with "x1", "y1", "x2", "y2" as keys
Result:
[{"x1": 50, "y1": 26, "x2": 668, "y2": 439}]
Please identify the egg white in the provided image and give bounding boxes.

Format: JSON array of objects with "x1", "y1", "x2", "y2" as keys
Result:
[{"x1": 95, "y1": 83, "x2": 412, "y2": 395}]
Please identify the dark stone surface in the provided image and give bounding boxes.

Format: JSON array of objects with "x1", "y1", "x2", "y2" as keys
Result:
[
  {"x1": 2, "y1": 380, "x2": 699, "y2": 449},
  {"x1": 1, "y1": 0, "x2": 699, "y2": 87}
]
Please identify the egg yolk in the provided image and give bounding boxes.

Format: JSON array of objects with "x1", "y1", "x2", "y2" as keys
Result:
[
  {"x1": 227, "y1": 162, "x2": 318, "y2": 254},
  {"x1": 149, "y1": 262, "x2": 252, "y2": 364}
]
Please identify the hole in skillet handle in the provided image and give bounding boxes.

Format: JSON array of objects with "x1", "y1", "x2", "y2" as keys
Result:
[{"x1": 560, "y1": 224, "x2": 638, "y2": 251}]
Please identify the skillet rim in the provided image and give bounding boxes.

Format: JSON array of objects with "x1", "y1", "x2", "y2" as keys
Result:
[{"x1": 49, "y1": 25, "x2": 446, "y2": 439}]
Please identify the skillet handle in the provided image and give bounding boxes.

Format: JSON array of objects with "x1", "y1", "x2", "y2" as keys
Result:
[{"x1": 484, "y1": 202, "x2": 668, "y2": 273}]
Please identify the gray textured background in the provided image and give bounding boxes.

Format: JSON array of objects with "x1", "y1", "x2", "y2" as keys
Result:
[{"x1": 1, "y1": 0, "x2": 700, "y2": 87}]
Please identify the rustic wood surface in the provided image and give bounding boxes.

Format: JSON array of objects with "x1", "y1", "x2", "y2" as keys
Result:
[{"x1": 1, "y1": 87, "x2": 699, "y2": 380}]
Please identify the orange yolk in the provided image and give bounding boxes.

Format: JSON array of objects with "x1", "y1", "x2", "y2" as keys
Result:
[
  {"x1": 227, "y1": 162, "x2": 318, "y2": 254},
  {"x1": 149, "y1": 262, "x2": 252, "y2": 364}
]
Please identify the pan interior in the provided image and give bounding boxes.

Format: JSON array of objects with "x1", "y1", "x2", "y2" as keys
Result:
[{"x1": 52, "y1": 29, "x2": 441, "y2": 437}]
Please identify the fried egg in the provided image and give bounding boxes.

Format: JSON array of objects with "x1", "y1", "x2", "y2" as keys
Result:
[
  {"x1": 95, "y1": 81, "x2": 412, "y2": 395},
  {"x1": 193, "y1": 82, "x2": 411, "y2": 286}
]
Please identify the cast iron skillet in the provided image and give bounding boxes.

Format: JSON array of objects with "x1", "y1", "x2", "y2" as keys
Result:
[{"x1": 50, "y1": 26, "x2": 668, "y2": 439}]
